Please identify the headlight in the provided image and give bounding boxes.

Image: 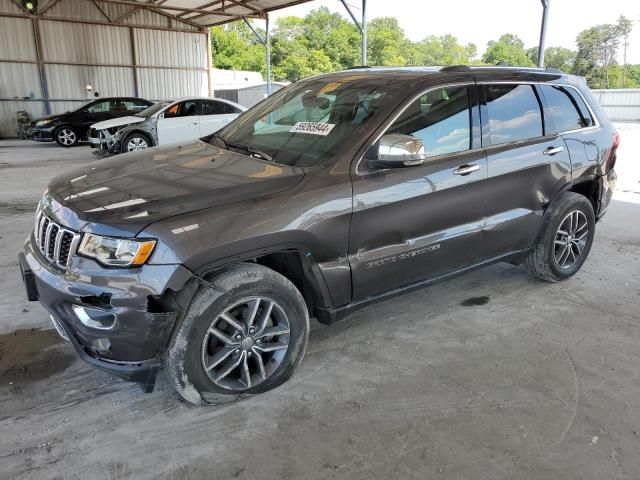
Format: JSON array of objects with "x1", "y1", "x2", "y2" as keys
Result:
[
  {"x1": 36, "y1": 119, "x2": 53, "y2": 127},
  {"x1": 78, "y1": 234, "x2": 156, "y2": 267}
]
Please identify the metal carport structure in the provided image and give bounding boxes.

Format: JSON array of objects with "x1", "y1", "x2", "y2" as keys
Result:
[
  {"x1": 0, "y1": 0, "x2": 316, "y2": 137},
  {"x1": 0, "y1": 0, "x2": 552, "y2": 137}
]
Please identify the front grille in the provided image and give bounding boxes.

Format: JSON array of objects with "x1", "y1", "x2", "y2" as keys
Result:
[{"x1": 34, "y1": 208, "x2": 79, "y2": 268}]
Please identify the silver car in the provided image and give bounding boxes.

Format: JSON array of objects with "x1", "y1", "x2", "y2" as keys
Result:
[{"x1": 88, "y1": 96, "x2": 246, "y2": 154}]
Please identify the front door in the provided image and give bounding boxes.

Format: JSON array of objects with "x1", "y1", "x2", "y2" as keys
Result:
[
  {"x1": 349, "y1": 84, "x2": 488, "y2": 300},
  {"x1": 157, "y1": 100, "x2": 200, "y2": 145}
]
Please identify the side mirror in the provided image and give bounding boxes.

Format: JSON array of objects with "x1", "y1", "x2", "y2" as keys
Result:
[{"x1": 366, "y1": 133, "x2": 426, "y2": 169}]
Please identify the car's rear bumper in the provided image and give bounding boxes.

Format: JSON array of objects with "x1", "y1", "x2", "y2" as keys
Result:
[
  {"x1": 19, "y1": 235, "x2": 194, "y2": 388},
  {"x1": 597, "y1": 168, "x2": 616, "y2": 219}
]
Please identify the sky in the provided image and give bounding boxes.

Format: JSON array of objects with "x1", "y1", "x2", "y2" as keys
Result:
[{"x1": 270, "y1": 0, "x2": 640, "y2": 64}]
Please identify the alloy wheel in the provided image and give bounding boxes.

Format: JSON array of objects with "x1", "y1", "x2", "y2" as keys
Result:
[
  {"x1": 127, "y1": 137, "x2": 148, "y2": 151},
  {"x1": 553, "y1": 210, "x2": 589, "y2": 270},
  {"x1": 57, "y1": 128, "x2": 76, "y2": 146},
  {"x1": 201, "y1": 296, "x2": 290, "y2": 391}
]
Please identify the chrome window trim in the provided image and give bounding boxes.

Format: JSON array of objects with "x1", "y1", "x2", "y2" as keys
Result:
[{"x1": 355, "y1": 81, "x2": 477, "y2": 176}]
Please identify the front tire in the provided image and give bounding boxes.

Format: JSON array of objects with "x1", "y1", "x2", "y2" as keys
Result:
[
  {"x1": 122, "y1": 132, "x2": 151, "y2": 153},
  {"x1": 525, "y1": 191, "x2": 596, "y2": 282},
  {"x1": 54, "y1": 126, "x2": 78, "y2": 147},
  {"x1": 165, "y1": 263, "x2": 310, "y2": 405}
]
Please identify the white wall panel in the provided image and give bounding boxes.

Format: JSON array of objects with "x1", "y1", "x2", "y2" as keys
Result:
[
  {"x1": 0, "y1": 17, "x2": 36, "y2": 61},
  {"x1": 40, "y1": 20, "x2": 131, "y2": 65},
  {"x1": 0, "y1": 0, "x2": 25, "y2": 15},
  {"x1": 0, "y1": 63, "x2": 42, "y2": 99},
  {"x1": 138, "y1": 68, "x2": 207, "y2": 100},
  {"x1": 49, "y1": 100, "x2": 88, "y2": 114},
  {"x1": 0, "y1": 101, "x2": 44, "y2": 138},
  {"x1": 45, "y1": 64, "x2": 134, "y2": 98},
  {"x1": 135, "y1": 29, "x2": 206, "y2": 68},
  {"x1": 592, "y1": 89, "x2": 640, "y2": 122}
]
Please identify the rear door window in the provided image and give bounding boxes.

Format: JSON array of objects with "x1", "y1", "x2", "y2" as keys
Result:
[
  {"x1": 540, "y1": 85, "x2": 594, "y2": 133},
  {"x1": 485, "y1": 84, "x2": 544, "y2": 145},
  {"x1": 200, "y1": 100, "x2": 226, "y2": 116},
  {"x1": 387, "y1": 85, "x2": 472, "y2": 158}
]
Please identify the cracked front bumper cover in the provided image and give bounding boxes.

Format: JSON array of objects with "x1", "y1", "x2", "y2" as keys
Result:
[{"x1": 19, "y1": 235, "x2": 194, "y2": 388}]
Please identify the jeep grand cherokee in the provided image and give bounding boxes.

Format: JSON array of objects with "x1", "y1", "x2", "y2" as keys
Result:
[{"x1": 18, "y1": 66, "x2": 618, "y2": 404}]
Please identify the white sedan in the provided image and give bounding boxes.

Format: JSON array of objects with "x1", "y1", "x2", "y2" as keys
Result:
[{"x1": 88, "y1": 97, "x2": 246, "y2": 154}]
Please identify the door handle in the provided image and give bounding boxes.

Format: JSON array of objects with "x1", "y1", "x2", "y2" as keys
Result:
[
  {"x1": 453, "y1": 164, "x2": 480, "y2": 176},
  {"x1": 543, "y1": 146, "x2": 564, "y2": 156}
]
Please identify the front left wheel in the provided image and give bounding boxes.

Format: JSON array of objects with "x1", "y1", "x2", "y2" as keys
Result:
[
  {"x1": 165, "y1": 263, "x2": 310, "y2": 405},
  {"x1": 122, "y1": 132, "x2": 151, "y2": 153},
  {"x1": 54, "y1": 126, "x2": 79, "y2": 147}
]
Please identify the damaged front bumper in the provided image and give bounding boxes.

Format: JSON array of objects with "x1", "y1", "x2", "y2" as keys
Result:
[{"x1": 19, "y1": 234, "x2": 194, "y2": 390}]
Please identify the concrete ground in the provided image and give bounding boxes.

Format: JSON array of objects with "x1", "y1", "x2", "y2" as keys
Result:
[{"x1": 1, "y1": 126, "x2": 639, "y2": 480}]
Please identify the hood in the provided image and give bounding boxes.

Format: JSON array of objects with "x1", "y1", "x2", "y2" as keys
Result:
[
  {"x1": 33, "y1": 112, "x2": 66, "y2": 123},
  {"x1": 43, "y1": 140, "x2": 304, "y2": 237},
  {"x1": 91, "y1": 116, "x2": 145, "y2": 130}
]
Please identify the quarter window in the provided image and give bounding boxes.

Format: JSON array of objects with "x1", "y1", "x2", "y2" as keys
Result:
[
  {"x1": 485, "y1": 85, "x2": 543, "y2": 145},
  {"x1": 387, "y1": 86, "x2": 471, "y2": 158},
  {"x1": 541, "y1": 85, "x2": 593, "y2": 133}
]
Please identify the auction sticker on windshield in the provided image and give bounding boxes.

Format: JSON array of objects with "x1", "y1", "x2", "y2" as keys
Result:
[{"x1": 290, "y1": 122, "x2": 335, "y2": 136}]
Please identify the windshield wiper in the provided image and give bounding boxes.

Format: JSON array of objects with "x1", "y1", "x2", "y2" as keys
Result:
[{"x1": 210, "y1": 134, "x2": 274, "y2": 162}]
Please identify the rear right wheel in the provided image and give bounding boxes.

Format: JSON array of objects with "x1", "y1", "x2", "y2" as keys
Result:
[{"x1": 525, "y1": 191, "x2": 596, "y2": 282}]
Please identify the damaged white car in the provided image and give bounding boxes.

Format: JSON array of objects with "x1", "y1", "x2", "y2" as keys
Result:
[{"x1": 88, "y1": 97, "x2": 246, "y2": 154}]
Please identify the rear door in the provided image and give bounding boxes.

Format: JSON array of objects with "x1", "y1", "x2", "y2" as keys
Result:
[
  {"x1": 199, "y1": 100, "x2": 239, "y2": 136},
  {"x1": 349, "y1": 84, "x2": 488, "y2": 300},
  {"x1": 480, "y1": 83, "x2": 572, "y2": 258},
  {"x1": 157, "y1": 100, "x2": 200, "y2": 145}
]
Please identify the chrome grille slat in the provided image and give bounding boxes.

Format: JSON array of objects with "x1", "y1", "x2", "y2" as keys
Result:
[{"x1": 33, "y1": 207, "x2": 79, "y2": 269}]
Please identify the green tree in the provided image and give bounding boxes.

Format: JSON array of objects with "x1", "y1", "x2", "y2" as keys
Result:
[
  {"x1": 526, "y1": 46, "x2": 575, "y2": 71},
  {"x1": 482, "y1": 34, "x2": 534, "y2": 66},
  {"x1": 367, "y1": 17, "x2": 412, "y2": 66},
  {"x1": 574, "y1": 24, "x2": 621, "y2": 88},
  {"x1": 210, "y1": 23, "x2": 266, "y2": 74},
  {"x1": 617, "y1": 15, "x2": 633, "y2": 87},
  {"x1": 413, "y1": 34, "x2": 477, "y2": 65}
]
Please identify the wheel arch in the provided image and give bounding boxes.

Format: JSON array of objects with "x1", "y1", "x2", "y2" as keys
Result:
[
  {"x1": 121, "y1": 129, "x2": 155, "y2": 150},
  {"x1": 192, "y1": 245, "x2": 335, "y2": 321}
]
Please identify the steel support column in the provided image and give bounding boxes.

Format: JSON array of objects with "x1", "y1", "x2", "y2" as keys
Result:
[
  {"x1": 32, "y1": 17, "x2": 51, "y2": 114},
  {"x1": 243, "y1": 16, "x2": 272, "y2": 96},
  {"x1": 537, "y1": 0, "x2": 550, "y2": 68},
  {"x1": 339, "y1": 0, "x2": 367, "y2": 66}
]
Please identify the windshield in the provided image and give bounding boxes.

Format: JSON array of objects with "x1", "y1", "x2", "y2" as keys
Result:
[
  {"x1": 136, "y1": 101, "x2": 170, "y2": 118},
  {"x1": 212, "y1": 75, "x2": 407, "y2": 167}
]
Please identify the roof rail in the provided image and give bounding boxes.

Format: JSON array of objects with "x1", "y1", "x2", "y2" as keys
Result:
[
  {"x1": 439, "y1": 65, "x2": 471, "y2": 72},
  {"x1": 347, "y1": 65, "x2": 372, "y2": 69}
]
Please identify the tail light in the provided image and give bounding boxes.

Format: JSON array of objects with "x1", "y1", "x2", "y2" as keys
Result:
[{"x1": 605, "y1": 132, "x2": 620, "y2": 173}]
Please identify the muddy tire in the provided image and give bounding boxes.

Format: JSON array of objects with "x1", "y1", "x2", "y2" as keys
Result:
[
  {"x1": 165, "y1": 263, "x2": 309, "y2": 405},
  {"x1": 525, "y1": 191, "x2": 595, "y2": 282}
]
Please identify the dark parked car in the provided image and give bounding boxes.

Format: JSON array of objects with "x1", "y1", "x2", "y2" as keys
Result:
[
  {"x1": 31, "y1": 97, "x2": 153, "y2": 147},
  {"x1": 19, "y1": 67, "x2": 618, "y2": 404}
]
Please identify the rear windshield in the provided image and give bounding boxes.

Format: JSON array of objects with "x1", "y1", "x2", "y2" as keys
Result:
[{"x1": 212, "y1": 76, "x2": 410, "y2": 167}]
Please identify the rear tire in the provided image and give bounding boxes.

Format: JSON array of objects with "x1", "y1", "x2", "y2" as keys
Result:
[
  {"x1": 525, "y1": 191, "x2": 595, "y2": 282},
  {"x1": 165, "y1": 263, "x2": 310, "y2": 405},
  {"x1": 54, "y1": 126, "x2": 78, "y2": 147}
]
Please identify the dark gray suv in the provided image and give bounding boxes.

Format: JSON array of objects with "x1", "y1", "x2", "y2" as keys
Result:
[{"x1": 19, "y1": 66, "x2": 618, "y2": 404}]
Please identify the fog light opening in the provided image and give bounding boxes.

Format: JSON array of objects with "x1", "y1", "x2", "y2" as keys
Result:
[{"x1": 72, "y1": 305, "x2": 116, "y2": 330}]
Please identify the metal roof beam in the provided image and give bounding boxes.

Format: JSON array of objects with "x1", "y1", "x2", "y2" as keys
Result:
[{"x1": 93, "y1": 0, "x2": 261, "y2": 17}]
